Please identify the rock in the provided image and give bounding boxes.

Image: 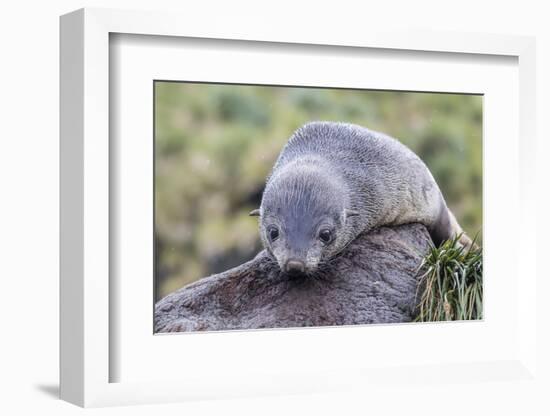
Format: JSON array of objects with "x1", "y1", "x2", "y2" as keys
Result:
[{"x1": 154, "y1": 223, "x2": 431, "y2": 332}]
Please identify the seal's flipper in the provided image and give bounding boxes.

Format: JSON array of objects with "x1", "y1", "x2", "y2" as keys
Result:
[
  {"x1": 429, "y1": 205, "x2": 476, "y2": 249},
  {"x1": 427, "y1": 203, "x2": 453, "y2": 246}
]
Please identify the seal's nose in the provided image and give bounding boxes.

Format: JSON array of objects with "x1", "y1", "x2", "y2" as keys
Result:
[{"x1": 285, "y1": 259, "x2": 305, "y2": 274}]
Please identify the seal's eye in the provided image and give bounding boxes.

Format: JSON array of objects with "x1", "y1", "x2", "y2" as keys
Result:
[
  {"x1": 267, "y1": 226, "x2": 280, "y2": 242},
  {"x1": 318, "y1": 229, "x2": 333, "y2": 244}
]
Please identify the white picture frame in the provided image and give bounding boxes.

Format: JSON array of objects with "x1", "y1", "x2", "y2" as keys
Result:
[{"x1": 60, "y1": 7, "x2": 538, "y2": 408}]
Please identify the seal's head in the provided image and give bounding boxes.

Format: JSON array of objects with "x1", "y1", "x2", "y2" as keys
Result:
[{"x1": 251, "y1": 165, "x2": 358, "y2": 276}]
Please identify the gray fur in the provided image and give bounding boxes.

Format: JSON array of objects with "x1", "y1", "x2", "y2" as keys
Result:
[{"x1": 256, "y1": 121, "x2": 466, "y2": 274}]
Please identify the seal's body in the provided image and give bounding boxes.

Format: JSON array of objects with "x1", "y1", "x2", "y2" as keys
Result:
[{"x1": 252, "y1": 122, "x2": 469, "y2": 275}]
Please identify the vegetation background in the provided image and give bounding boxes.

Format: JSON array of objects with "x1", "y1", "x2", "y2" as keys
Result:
[{"x1": 154, "y1": 82, "x2": 482, "y2": 301}]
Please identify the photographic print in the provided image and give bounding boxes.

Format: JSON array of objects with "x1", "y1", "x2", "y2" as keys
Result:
[{"x1": 153, "y1": 82, "x2": 482, "y2": 333}]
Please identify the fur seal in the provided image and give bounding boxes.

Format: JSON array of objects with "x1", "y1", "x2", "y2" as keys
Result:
[{"x1": 250, "y1": 121, "x2": 472, "y2": 276}]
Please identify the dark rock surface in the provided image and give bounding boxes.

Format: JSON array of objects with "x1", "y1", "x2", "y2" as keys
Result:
[{"x1": 155, "y1": 223, "x2": 431, "y2": 332}]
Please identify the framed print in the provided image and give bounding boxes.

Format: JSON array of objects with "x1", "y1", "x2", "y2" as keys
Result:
[{"x1": 60, "y1": 8, "x2": 538, "y2": 407}]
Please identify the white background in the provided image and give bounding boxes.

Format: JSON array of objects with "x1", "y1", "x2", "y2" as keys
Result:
[{"x1": 1, "y1": 0, "x2": 548, "y2": 415}]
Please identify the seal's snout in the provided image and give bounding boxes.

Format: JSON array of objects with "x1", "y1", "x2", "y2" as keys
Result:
[{"x1": 284, "y1": 259, "x2": 306, "y2": 275}]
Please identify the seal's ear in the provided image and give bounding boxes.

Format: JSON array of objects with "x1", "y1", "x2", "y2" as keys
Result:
[
  {"x1": 249, "y1": 208, "x2": 261, "y2": 217},
  {"x1": 345, "y1": 209, "x2": 359, "y2": 218}
]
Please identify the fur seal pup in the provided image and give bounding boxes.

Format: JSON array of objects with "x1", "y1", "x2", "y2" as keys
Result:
[{"x1": 250, "y1": 121, "x2": 472, "y2": 276}]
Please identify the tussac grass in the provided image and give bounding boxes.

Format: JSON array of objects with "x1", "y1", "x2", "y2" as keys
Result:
[{"x1": 415, "y1": 235, "x2": 483, "y2": 322}]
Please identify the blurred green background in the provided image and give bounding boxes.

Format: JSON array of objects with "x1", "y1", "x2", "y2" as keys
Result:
[{"x1": 154, "y1": 82, "x2": 482, "y2": 301}]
